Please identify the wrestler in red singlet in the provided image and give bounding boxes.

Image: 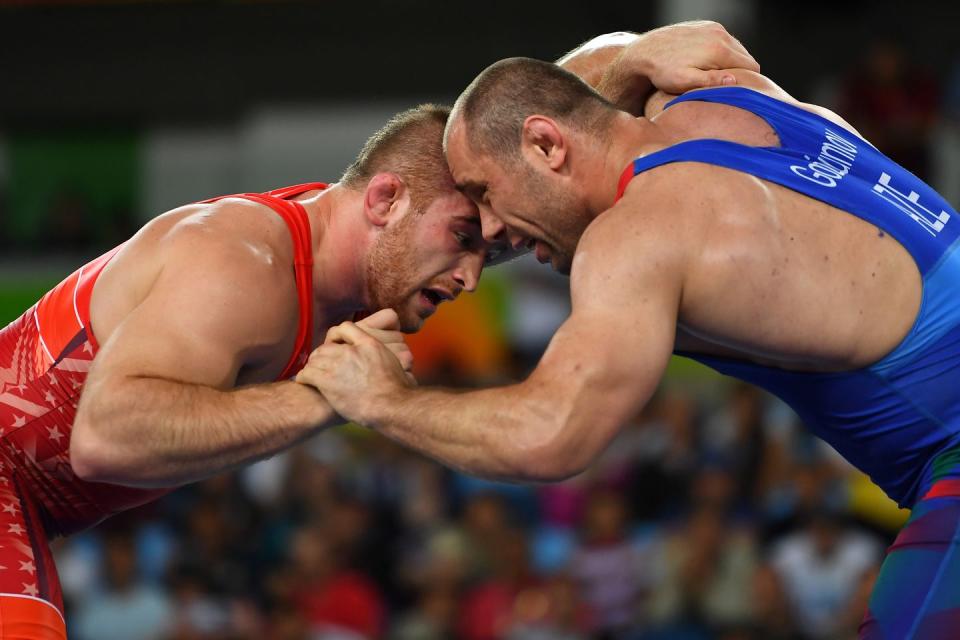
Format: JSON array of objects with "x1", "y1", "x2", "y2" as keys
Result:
[{"x1": 0, "y1": 183, "x2": 324, "y2": 638}]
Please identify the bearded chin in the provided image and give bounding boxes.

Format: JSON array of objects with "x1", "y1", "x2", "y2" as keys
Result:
[{"x1": 364, "y1": 216, "x2": 421, "y2": 331}]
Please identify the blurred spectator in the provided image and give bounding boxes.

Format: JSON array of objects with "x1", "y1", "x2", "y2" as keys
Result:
[
  {"x1": 701, "y1": 383, "x2": 766, "y2": 507},
  {"x1": 167, "y1": 561, "x2": 261, "y2": 640},
  {"x1": 458, "y1": 529, "x2": 588, "y2": 640},
  {"x1": 570, "y1": 489, "x2": 651, "y2": 636},
  {"x1": 766, "y1": 510, "x2": 881, "y2": 639},
  {"x1": 932, "y1": 53, "x2": 960, "y2": 208},
  {"x1": 628, "y1": 390, "x2": 699, "y2": 522},
  {"x1": 839, "y1": 40, "x2": 940, "y2": 179},
  {"x1": 647, "y1": 503, "x2": 758, "y2": 635},
  {"x1": 264, "y1": 603, "x2": 312, "y2": 640},
  {"x1": 282, "y1": 525, "x2": 385, "y2": 639},
  {"x1": 72, "y1": 529, "x2": 173, "y2": 640},
  {"x1": 390, "y1": 586, "x2": 458, "y2": 640}
]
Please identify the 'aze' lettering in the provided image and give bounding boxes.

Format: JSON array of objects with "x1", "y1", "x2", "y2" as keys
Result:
[{"x1": 873, "y1": 172, "x2": 950, "y2": 237}]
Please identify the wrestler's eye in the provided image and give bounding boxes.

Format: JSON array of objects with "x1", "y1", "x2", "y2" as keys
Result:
[{"x1": 454, "y1": 231, "x2": 473, "y2": 249}]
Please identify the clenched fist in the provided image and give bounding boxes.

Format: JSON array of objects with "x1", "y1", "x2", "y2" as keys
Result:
[{"x1": 296, "y1": 309, "x2": 416, "y2": 427}]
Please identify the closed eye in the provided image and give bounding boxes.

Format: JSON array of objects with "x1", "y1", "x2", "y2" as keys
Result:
[
  {"x1": 454, "y1": 230, "x2": 473, "y2": 248},
  {"x1": 456, "y1": 181, "x2": 488, "y2": 205}
]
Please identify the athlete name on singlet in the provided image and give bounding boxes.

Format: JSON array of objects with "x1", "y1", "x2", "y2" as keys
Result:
[{"x1": 789, "y1": 127, "x2": 859, "y2": 187}]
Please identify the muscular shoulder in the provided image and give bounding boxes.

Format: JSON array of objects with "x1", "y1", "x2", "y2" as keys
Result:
[
  {"x1": 570, "y1": 167, "x2": 713, "y2": 303},
  {"x1": 99, "y1": 197, "x2": 301, "y2": 346},
  {"x1": 159, "y1": 197, "x2": 295, "y2": 267},
  {"x1": 162, "y1": 199, "x2": 299, "y2": 318},
  {"x1": 601, "y1": 162, "x2": 722, "y2": 247}
]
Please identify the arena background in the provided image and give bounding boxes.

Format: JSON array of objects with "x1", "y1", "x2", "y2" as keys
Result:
[{"x1": 2, "y1": 1, "x2": 960, "y2": 638}]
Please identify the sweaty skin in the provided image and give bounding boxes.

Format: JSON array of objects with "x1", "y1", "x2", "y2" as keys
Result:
[
  {"x1": 77, "y1": 21, "x2": 750, "y2": 489},
  {"x1": 72, "y1": 176, "x2": 484, "y2": 488},
  {"x1": 295, "y1": 24, "x2": 796, "y2": 481}
]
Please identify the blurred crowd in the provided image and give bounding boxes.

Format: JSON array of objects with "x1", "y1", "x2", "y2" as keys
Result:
[
  {"x1": 6, "y1": 32, "x2": 960, "y2": 640},
  {"x1": 54, "y1": 380, "x2": 895, "y2": 640}
]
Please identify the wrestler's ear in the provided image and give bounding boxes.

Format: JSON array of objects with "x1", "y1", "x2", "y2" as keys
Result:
[
  {"x1": 364, "y1": 173, "x2": 406, "y2": 228},
  {"x1": 521, "y1": 116, "x2": 566, "y2": 172}
]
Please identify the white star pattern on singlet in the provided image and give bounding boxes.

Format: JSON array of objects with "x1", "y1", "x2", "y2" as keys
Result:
[
  {"x1": 22, "y1": 583, "x2": 37, "y2": 596},
  {"x1": 11, "y1": 416, "x2": 25, "y2": 428},
  {"x1": 47, "y1": 426, "x2": 64, "y2": 444},
  {"x1": 7, "y1": 524, "x2": 23, "y2": 535},
  {"x1": 19, "y1": 560, "x2": 35, "y2": 574},
  {"x1": 1, "y1": 504, "x2": 16, "y2": 516}
]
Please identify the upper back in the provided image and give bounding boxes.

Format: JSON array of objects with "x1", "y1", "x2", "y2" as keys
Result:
[{"x1": 617, "y1": 81, "x2": 957, "y2": 371}]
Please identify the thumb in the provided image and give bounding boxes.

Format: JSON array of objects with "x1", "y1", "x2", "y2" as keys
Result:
[
  {"x1": 358, "y1": 308, "x2": 400, "y2": 331},
  {"x1": 706, "y1": 70, "x2": 738, "y2": 87}
]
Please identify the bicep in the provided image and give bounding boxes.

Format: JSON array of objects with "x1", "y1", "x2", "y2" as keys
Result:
[
  {"x1": 556, "y1": 32, "x2": 639, "y2": 88},
  {"x1": 535, "y1": 301, "x2": 676, "y2": 428},
  {"x1": 526, "y1": 212, "x2": 682, "y2": 455}
]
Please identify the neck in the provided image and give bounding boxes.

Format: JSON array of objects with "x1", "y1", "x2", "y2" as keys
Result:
[
  {"x1": 298, "y1": 184, "x2": 370, "y2": 319},
  {"x1": 587, "y1": 112, "x2": 663, "y2": 214}
]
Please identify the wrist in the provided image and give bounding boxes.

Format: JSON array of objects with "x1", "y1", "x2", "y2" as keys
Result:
[
  {"x1": 366, "y1": 383, "x2": 416, "y2": 431},
  {"x1": 282, "y1": 380, "x2": 340, "y2": 430}
]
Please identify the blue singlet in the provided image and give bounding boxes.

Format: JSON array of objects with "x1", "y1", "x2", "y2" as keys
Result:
[{"x1": 619, "y1": 87, "x2": 960, "y2": 508}]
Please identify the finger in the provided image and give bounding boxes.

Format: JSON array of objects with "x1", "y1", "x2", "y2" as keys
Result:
[
  {"x1": 356, "y1": 325, "x2": 407, "y2": 345},
  {"x1": 325, "y1": 322, "x2": 378, "y2": 346},
  {"x1": 384, "y1": 340, "x2": 411, "y2": 357},
  {"x1": 674, "y1": 68, "x2": 737, "y2": 91},
  {"x1": 728, "y1": 39, "x2": 760, "y2": 72},
  {"x1": 723, "y1": 48, "x2": 760, "y2": 73},
  {"x1": 357, "y1": 308, "x2": 400, "y2": 331},
  {"x1": 396, "y1": 349, "x2": 414, "y2": 372},
  {"x1": 307, "y1": 342, "x2": 347, "y2": 363}
]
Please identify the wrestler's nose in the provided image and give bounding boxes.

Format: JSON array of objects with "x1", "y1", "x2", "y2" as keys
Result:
[
  {"x1": 452, "y1": 253, "x2": 482, "y2": 293},
  {"x1": 478, "y1": 208, "x2": 507, "y2": 244}
]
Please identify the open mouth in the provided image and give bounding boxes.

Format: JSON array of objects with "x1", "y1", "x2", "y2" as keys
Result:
[{"x1": 421, "y1": 289, "x2": 442, "y2": 306}]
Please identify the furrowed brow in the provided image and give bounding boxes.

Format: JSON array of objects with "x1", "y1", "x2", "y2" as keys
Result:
[
  {"x1": 455, "y1": 213, "x2": 482, "y2": 226},
  {"x1": 455, "y1": 180, "x2": 487, "y2": 200}
]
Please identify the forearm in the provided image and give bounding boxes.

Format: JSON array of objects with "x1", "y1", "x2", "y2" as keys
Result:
[
  {"x1": 556, "y1": 32, "x2": 642, "y2": 90},
  {"x1": 557, "y1": 32, "x2": 666, "y2": 116},
  {"x1": 369, "y1": 382, "x2": 582, "y2": 483},
  {"x1": 594, "y1": 50, "x2": 659, "y2": 115},
  {"x1": 562, "y1": 22, "x2": 759, "y2": 117},
  {"x1": 72, "y1": 377, "x2": 338, "y2": 488}
]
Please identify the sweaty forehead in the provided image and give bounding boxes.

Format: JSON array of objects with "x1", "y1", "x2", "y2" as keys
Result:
[{"x1": 424, "y1": 186, "x2": 478, "y2": 218}]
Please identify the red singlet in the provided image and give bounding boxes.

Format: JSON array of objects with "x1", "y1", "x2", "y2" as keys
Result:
[{"x1": 0, "y1": 182, "x2": 324, "y2": 636}]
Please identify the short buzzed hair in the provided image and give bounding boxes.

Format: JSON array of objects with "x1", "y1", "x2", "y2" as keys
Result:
[
  {"x1": 342, "y1": 103, "x2": 452, "y2": 210},
  {"x1": 454, "y1": 57, "x2": 616, "y2": 163}
]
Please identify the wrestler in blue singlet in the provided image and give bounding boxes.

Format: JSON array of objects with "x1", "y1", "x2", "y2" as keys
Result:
[{"x1": 618, "y1": 87, "x2": 960, "y2": 639}]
